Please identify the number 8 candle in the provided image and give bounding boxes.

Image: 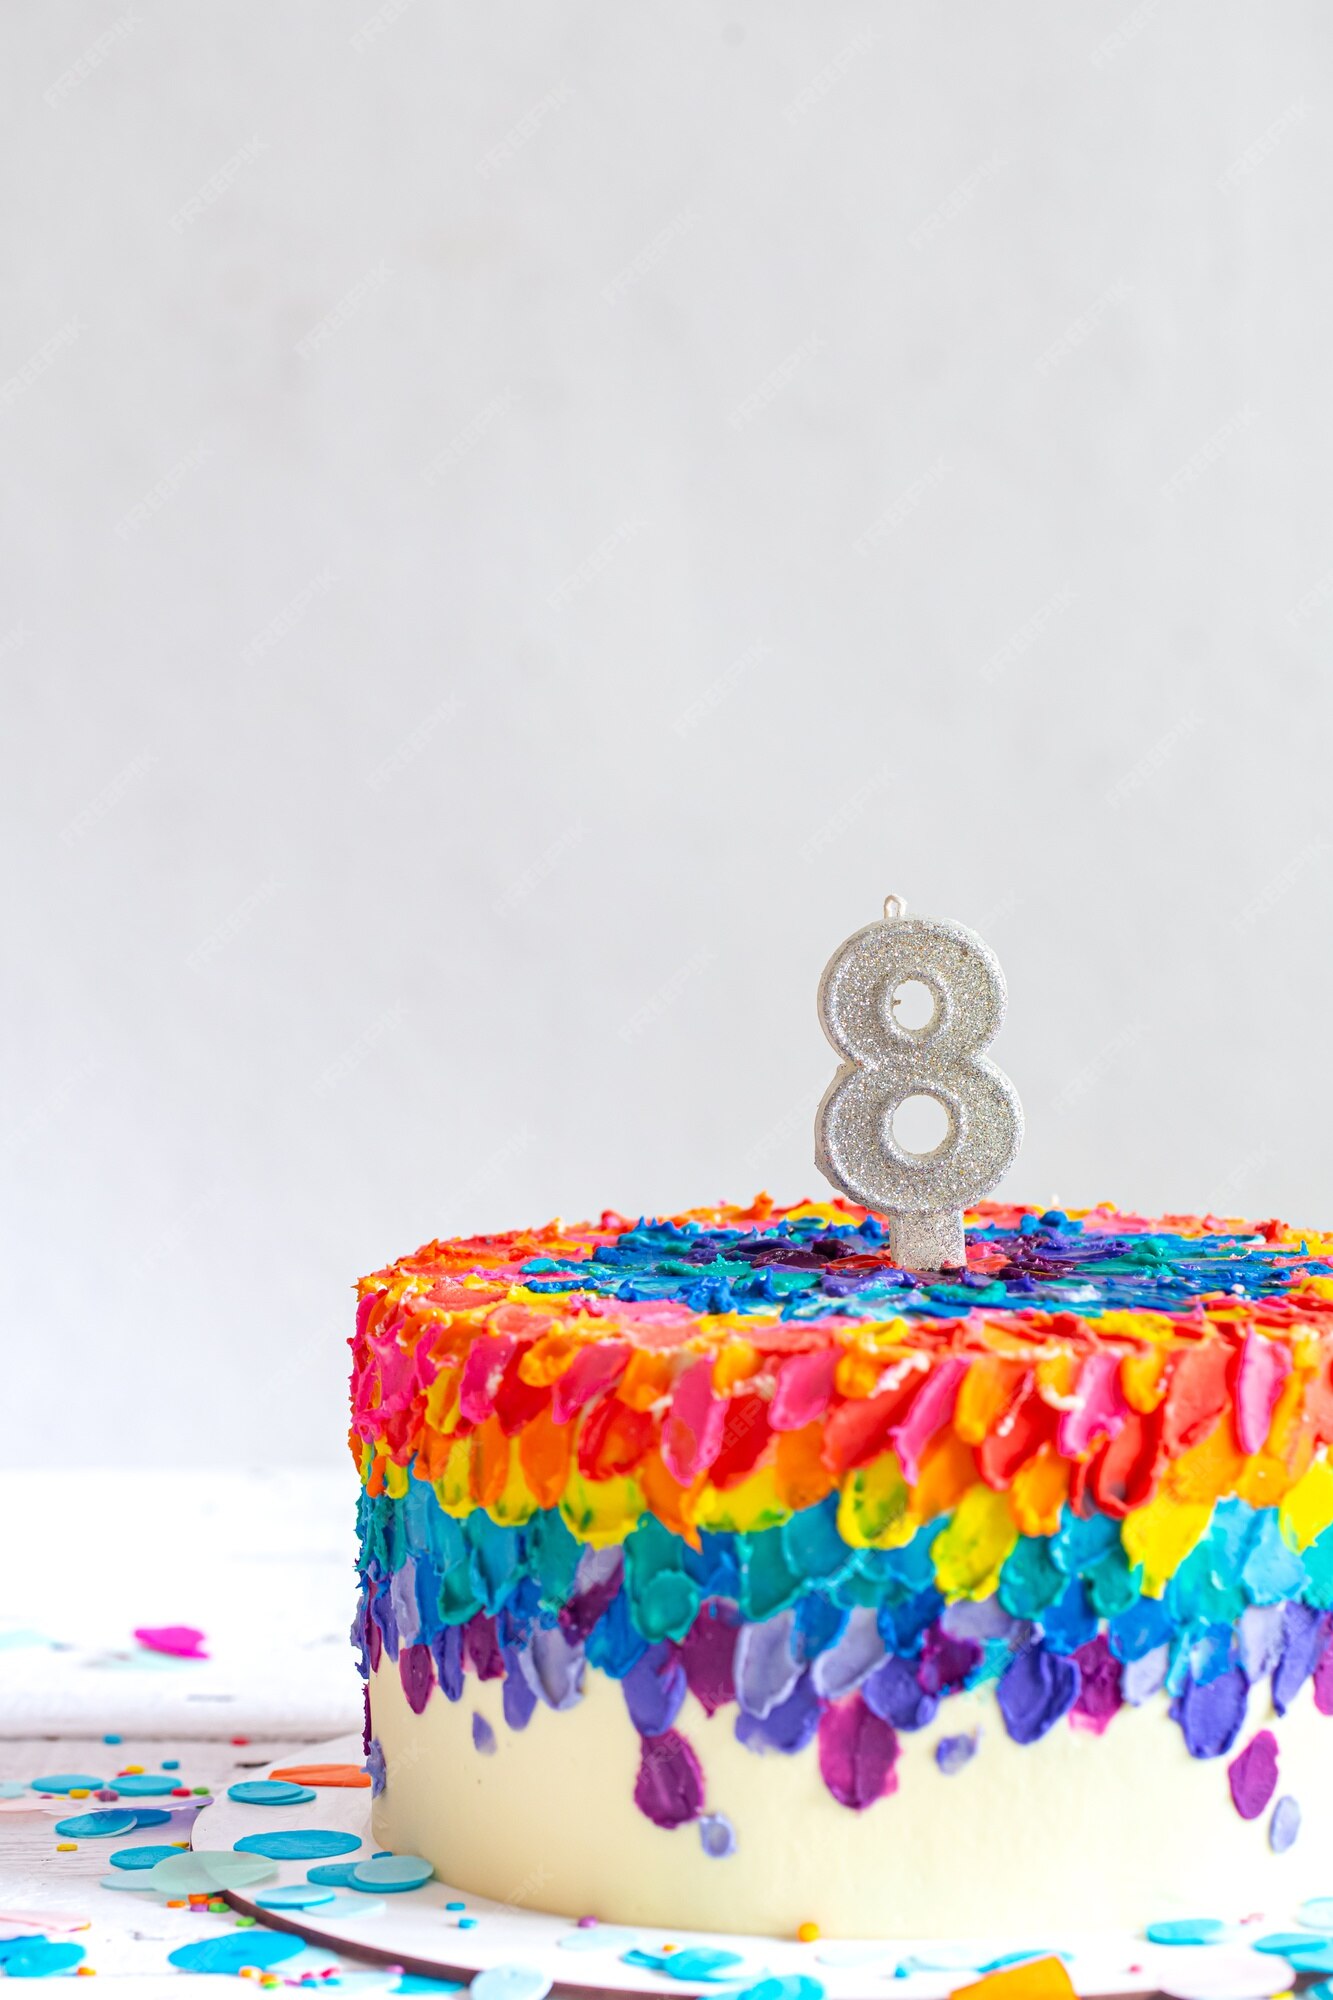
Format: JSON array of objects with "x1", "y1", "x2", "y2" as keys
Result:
[{"x1": 815, "y1": 893, "x2": 1023, "y2": 1270}]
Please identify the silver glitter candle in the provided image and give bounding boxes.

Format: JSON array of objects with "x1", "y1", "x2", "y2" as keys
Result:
[{"x1": 815, "y1": 895, "x2": 1023, "y2": 1270}]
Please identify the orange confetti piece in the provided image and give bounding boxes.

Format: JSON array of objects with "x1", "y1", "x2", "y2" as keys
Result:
[
  {"x1": 269, "y1": 1763, "x2": 371, "y2": 1788},
  {"x1": 950, "y1": 1956, "x2": 1077, "y2": 1999}
]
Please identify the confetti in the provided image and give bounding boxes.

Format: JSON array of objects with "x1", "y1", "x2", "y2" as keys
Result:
[
  {"x1": 167, "y1": 1932, "x2": 305, "y2": 1974},
  {"x1": 235, "y1": 1829, "x2": 363, "y2": 1861},
  {"x1": 253, "y1": 1883, "x2": 338, "y2": 1911},
  {"x1": 53, "y1": 1812, "x2": 138, "y2": 1839},
  {"x1": 145, "y1": 1850, "x2": 277, "y2": 1894},
  {"x1": 348, "y1": 1854, "x2": 435, "y2": 1892},
  {"x1": 226, "y1": 1780, "x2": 317, "y2": 1807},
  {"x1": 470, "y1": 1968, "x2": 553, "y2": 2000},
  {"x1": 133, "y1": 1625, "x2": 208, "y2": 1659},
  {"x1": 1146, "y1": 1920, "x2": 1229, "y2": 1946}
]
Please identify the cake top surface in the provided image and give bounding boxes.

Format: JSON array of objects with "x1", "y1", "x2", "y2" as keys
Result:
[
  {"x1": 359, "y1": 1195, "x2": 1333, "y2": 1347},
  {"x1": 352, "y1": 1199, "x2": 1333, "y2": 1571}
]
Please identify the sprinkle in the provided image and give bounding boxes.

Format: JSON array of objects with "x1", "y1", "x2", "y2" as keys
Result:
[
  {"x1": 797, "y1": 1923, "x2": 820, "y2": 1944},
  {"x1": 56, "y1": 1842, "x2": 77, "y2": 1852},
  {"x1": 446, "y1": 1901, "x2": 466, "y2": 1911},
  {"x1": 102, "y1": 1736, "x2": 121, "y2": 1745}
]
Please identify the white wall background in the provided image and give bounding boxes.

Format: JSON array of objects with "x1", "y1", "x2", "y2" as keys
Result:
[{"x1": 5, "y1": 2, "x2": 1333, "y2": 1467}]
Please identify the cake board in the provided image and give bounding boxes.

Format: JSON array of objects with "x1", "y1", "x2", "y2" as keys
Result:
[{"x1": 195, "y1": 1736, "x2": 1306, "y2": 2000}]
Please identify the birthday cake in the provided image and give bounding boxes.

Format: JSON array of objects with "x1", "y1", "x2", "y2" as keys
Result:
[{"x1": 350, "y1": 1196, "x2": 1333, "y2": 1940}]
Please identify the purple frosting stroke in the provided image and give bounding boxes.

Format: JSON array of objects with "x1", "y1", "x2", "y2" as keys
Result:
[
  {"x1": 810, "y1": 1607, "x2": 886, "y2": 1700},
  {"x1": 430, "y1": 1625, "x2": 464, "y2": 1703},
  {"x1": 680, "y1": 1602, "x2": 739, "y2": 1716},
  {"x1": 1273, "y1": 1603, "x2": 1331, "y2": 1715},
  {"x1": 623, "y1": 1642, "x2": 688, "y2": 1737},
  {"x1": 1175, "y1": 1666, "x2": 1248, "y2": 1759},
  {"x1": 862, "y1": 1654, "x2": 939, "y2": 1732},
  {"x1": 1227, "y1": 1728, "x2": 1278, "y2": 1819},
  {"x1": 997, "y1": 1644, "x2": 1080, "y2": 1745},
  {"x1": 818, "y1": 1695, "x2": 899, "y2": 1810},
  {"x1": 735, "y1": 1670, "x2": 821, "y2": 1755},
  {"x1": 399, "y1": 1641, "x2": 434, "y2": 1716},
  {"x1": 735, "y1": 1608, "x2": 801, "y2": 1720},
  {"x1": 634, "y1": 1729, "x2": 705, "y2": 1828}
]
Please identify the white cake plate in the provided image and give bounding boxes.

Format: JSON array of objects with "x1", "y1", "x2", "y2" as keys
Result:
[{"x1": 195, "y1": 1737, "x2": 1303, "y2": 2000}]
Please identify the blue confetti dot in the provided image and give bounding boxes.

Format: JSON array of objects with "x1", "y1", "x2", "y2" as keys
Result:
[
  {"x1": 445, "y1": 1901, "x2": 466, "y2": 1912},
  {"x1": 161, "y1": 1758, "x2": 180, "y2": 1770},
  {"x1": 1285, "y1": 1941, "x2": 1333, "y2": 1974},
  {"x1": 307, "y1": 1861, "x2": 361, "y2": 1886},
  {"x1": 109, "y1": 1843, "x2": 180, "y2": 1871},
  {"x1": 226, "y1": 1779, "x2": 316, "y2": 1806},
  {"x1": 1145, "y1": 1919, "x2": 1227, "y2": 1946},
  {"x1": 103, "y1": 1734, "x2": 122, "y2": 1745},
  {"x1": 255, "y1": 1882, "x2": 337, "y2": 1910},
  {"x1": 30, "y1": 1774, "x2": 104, "y2": 1794},
  {"x1": 349, "y1": 1853, "x2": 435, "y2": 1892},
  {"x1": 624, "y1": 1947, "x2": 747, "y2": 1982},
  {"x1": 1255, "y1": 1932, "x2": 1323, "y2": 1954},
  {"x1": 470, "y1": 1968, "x2": 552, "y2": 2000},
  {"x1": 107, "y1": 1773, "x2": 179, "y2": 1796},
  {"x1": 168, "y1": 1933, "x2": 306, "y2": 1974},
  {"x1": 127, "y1": 1808, "x2": 171, "y2": 1829},
  {"x1": 731, "y1": 1980, "x2": 826, "y2": 2000},
  {"x1": 0, "y1": 1939, "x2": 86, "y2": 1976},
  {"x1": 459, "y1": 1918, "x2": 478, "y2": 1931},
  {"x1": 54, "y1": 1809, "x2": 138, "y2": 1838},
  {"x1": 235, "y1": 1828, "x2": 362, "y2": 1860}
]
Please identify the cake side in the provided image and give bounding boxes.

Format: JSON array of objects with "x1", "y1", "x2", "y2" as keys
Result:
[{"x1": 351, "y1": 1197, "x2": 1333, "y2": 1937}]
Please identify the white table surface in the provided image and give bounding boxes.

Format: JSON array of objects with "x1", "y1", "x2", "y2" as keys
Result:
[{"x1": 0, "y1": 1467, "x2": 402, "y2": 1990}]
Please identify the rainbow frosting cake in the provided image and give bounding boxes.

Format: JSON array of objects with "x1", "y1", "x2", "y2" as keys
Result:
[{"x1": 350, "y1": 1196, "x2": 1333, "y2": 1939}]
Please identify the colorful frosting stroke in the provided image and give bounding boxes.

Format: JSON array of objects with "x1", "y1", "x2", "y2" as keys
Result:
[{"x1": 351, "y1": 1197, "x2": 1333, "y2": 1849}]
